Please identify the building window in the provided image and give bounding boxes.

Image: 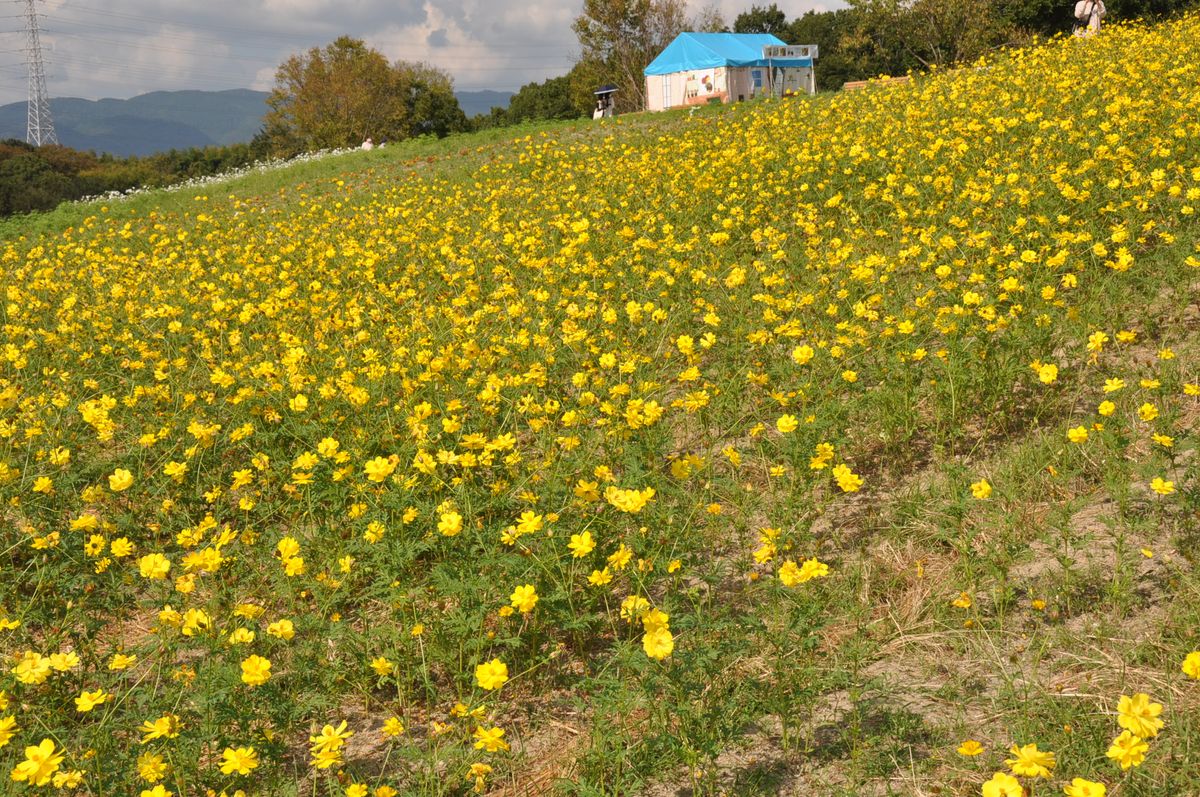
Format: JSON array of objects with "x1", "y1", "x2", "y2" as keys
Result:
[{"x1": 752, "y1": 70, "x2": 763, "y2": 90}]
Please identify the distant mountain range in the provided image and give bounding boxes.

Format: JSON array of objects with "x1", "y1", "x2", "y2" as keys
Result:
[
  {"x1": 0, "y1": 88, "x2": 514, "y2": 157},
  {"x1": 456, "y1": 90, "x2": 515, "y2": 118}
]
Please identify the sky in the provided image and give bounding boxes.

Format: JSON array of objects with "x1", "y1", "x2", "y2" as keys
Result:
[{"x1": 0, "y1": 0, "x2": 834, "y2": 106}]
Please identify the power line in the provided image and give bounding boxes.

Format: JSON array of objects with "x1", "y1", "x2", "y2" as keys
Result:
[
  {"x1": 56, "y1": 2, "x2": 579, "y2": 52},
  {"x1": 43, "y1": 28, "x2": 574, "y2": 65},
  {"x1": 4, "y1": 2, "x2": 575, "y2": 105}
]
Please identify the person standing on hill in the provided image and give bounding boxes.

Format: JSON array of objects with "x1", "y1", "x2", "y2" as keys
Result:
[{"x1": 1074, "y1": 0, "x2": 1106, "y2": 34}]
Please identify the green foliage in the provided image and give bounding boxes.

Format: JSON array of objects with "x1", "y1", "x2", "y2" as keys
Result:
[
  {"x1": 786, "y1": 9, "x2": 914, "y2": 88},
  {"x1": 471, "y1": 76, "x2": 583, "y2": 131},
  {"x1": 734, "y1": 3, "x2": 789, "y2": 34},
  {"x1": 571, "y1": 0, "x2": 689, "y2": 113},
  {"x1": 263, "y1": 36, "x2": 467, "y2": 154},
  {"x1": 847, "y1": 0, "x2": 1013, "y2": 68},
  {"x1": 0, "y1": 138, "x2": 270, "y2": 219},
  {"x1": 0, "y1": 149, "x2": 74, "y2": 215},
  {"x1": 762, "y1": 0, "x2": 1199, "y2": 91}
]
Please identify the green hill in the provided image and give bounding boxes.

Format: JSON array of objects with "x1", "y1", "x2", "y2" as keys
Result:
[{"x1": 2, "y1": 13, "x2": 1200, "y2": 797}]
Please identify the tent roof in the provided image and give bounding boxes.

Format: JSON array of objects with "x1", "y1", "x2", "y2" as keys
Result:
[{"x1": 644, "y1": 32, "x2": 812, "y2": 76}]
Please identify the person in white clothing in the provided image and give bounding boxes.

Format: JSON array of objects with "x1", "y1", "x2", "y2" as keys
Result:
[{"x1": 1074, "y1": 0, "x2": 1106, "y2": 34}]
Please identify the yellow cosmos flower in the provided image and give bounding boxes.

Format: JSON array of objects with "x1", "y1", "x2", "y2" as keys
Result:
[
  {"x1": 0, "y1": 715, "x2": 18, "y2": 748},
  {"x1": 1106, "y1": 730, "x2": 1148, "y2": 769},
  {"x1": 309, "y1": 721, "x2": 353, "y2": 755},
  {"x1": 509, "y1": 584, "x2": 538, "y2": 613},
  {"x1": 1149, "y1": 477, "x2": 1175, "y2": 496},
  {"x1": 12, "y1": 651, "x2": 52, "y2": 685},
  {"x1": 108, "y1": 468, "x2": 134, "y2": 492},
  {"x1": 792, "y1": 344, "x2": 814, "y2": 364},
  {"x1": 1183, "y1": 651, "x2": 1200, "y2": 680},
  {"x1": 472, "y1": 725, "x2": 510, "y2": 753},
  {"x1": 11, "y1": 738, "x2": 64, "y2": 787},
  {"x1": 568, "y1": 531, "x2": 595, "y2": 558},
  {"x1": 219, "y1": 746, "x2": 259, "y2": 775},
  {"x1": 957, "y1": 739, "x2": 984, "y2": 756},
  {"x1": 141, "y1": 785, "x2": 173, "y2": 797},
  {"x1": 369, "y1": 657, "x2": 394, "y2": 677},
  {"x1": 981, "y1": 771, "x2": 1022, "y2": 797},
  {"x1": 1063, "y1": 778, "x2": 1106, "y2": 797},
  {"x1": 778, "y1": 558, "x2": 830, "y2": 586},
  {"x1": 437, "y1": 510, "x2": 463, "y2": 536},
  {"x1": 363, "y1": 455, "x2": 398, "y2": 483},
  {"x1": 1116, "y1": 693, "x2": 1164, "y2": 738},
  {"x1": 138, "y1": 714, "x2": 181, "y2": 743},
  {"x1": 137, "y1": 553, "x2": 171, "y2": 580},
  {"x1": 642, "y1": 626, "x2": 674, "y2": 660},
  {"x1": 474, "y1": 658, "x2": 508, "y2": 690},
  {"x1": 74, "y1": 688, "x2": 110, "y2": 712},
  {"x1": 239, "y1": 655, "x2": 272, "y2": 687},
  {"x1": 587, "y1": 567, "x2": 613, "y2": 586},
  {"x1": 1005, "y1": 742, "x2": 1055, "y2": 778},
  {"x1": 831, "y1": 463, "x2": 863, "y2": 492}
]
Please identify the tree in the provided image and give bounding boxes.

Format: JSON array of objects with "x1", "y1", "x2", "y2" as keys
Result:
[
  {"x1": 788, "y1": 7, "x2": 918, "y2": 87},
  {"x1": 734, "y1": 3, "x2": 788, "y2": 34},
  {"x1": 0, "y1": 153, "x2": 74, "y2": 215},
  {"x1": 264, "y1": 36, "x2": 466, "y2": 154},
  {"x1": 571, "y1": 0, "x2": 689, "y2": 113},
  {"x1": 504, "y1": 76, "x2": 582, "y2": 124},
  {"x1": 692, "y1": 3, "x2": 728, "y2": 32},
  {"x1": 848, "y1": 0, "x2": 1013, "y2": 68},
  {"x1": 395, "y1": 62, "x2": 468, "y2": 138},
  {"x1": 1000, "y1": 0, "x2": 1190, "y2": 36}
]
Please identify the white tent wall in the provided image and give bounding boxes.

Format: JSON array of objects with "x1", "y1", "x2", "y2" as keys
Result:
[
  {"x1": 646, "y1": 65, "x2": 814, "y2": 111},
  {"x1": 645, "y1": 67, "x2": 731, "y2": 111},
  {"x1": 727, "y1": 67, "x2": 755, "y2": 103}
]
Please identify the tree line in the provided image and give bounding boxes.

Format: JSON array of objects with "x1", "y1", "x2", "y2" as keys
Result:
[
  {"x1": 566, "y1": 0, "x2": 1197, "y2": 112},
  {"x1": 0, "y1": 138, "x2": 269, "y2": 217}
]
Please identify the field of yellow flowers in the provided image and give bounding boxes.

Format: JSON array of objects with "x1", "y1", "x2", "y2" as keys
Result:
[{"x1": 4, "y1": 11, "x2": 1200, "y2": 797}]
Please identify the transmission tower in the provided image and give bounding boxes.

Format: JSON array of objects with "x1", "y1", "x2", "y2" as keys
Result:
[{"x1": 21, "y1": 0, "x2": 57, "y2": 146}]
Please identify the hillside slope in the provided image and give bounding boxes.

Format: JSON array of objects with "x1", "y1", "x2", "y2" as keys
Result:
[{"x1": 2, "y1": 14, "x2": 1199, "y2": 797}]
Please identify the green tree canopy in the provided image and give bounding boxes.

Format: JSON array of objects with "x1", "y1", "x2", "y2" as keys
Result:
[
  {"x1": 847, "y1": 0, "x2": 1012, "y2": 68},
  {"x1": 505, "y1": 76, "x2": 582, "y2": 124},
  {"x1": 570, "y1": 0, "x2": 689, "y2": 113},
  {"x1": 264, "y1": 36, "x2": 466, "y2": 154},
  {"x1": 733, "y1": 3, "x2": 789, "y2": 34}
]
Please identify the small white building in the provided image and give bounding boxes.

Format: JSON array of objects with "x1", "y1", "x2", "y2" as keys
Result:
[{"x1": 643, "y1": 33, "x2": 817, "y2": 112}]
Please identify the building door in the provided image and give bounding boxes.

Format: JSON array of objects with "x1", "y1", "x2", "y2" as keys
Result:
[{"x1": 662, "y1": 75, "x2": 671, "y2": 109}]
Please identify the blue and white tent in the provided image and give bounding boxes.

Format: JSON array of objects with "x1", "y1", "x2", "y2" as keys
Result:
[
  {"x1": 644, "y1": 33, "x2": 813, "y2": 75},
  {"x1": 643, "y1": 32, "x2": 817, "y2": 111}
]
